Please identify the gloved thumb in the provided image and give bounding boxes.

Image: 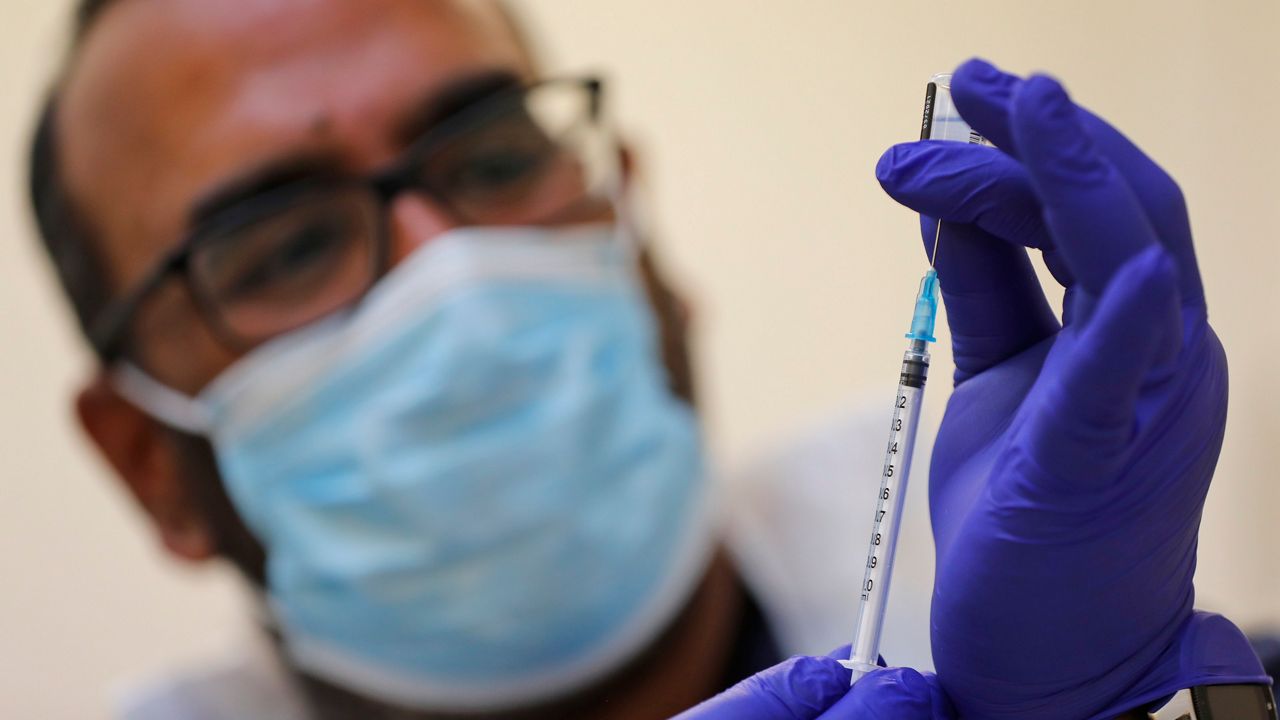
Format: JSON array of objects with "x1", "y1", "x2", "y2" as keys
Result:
[{"x1": 670, "y1": 655, "x2": 852, "y2": 720}]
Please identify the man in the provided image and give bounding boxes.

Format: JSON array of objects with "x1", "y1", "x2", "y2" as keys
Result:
[
  {"x1": 29, "y1": 0, "x2": 1274, "y2": 718},
  {"x1": 32, "y1": 1, "x2": 880, "y2": 717}
]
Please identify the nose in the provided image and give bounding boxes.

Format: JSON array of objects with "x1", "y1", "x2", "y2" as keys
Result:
[{"x1": 387, "y1": 192, "x2": 459, "y2": 267}]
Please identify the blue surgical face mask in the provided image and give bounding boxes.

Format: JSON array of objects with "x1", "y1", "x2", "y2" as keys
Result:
[{"x1": 114, "y1": 223, "x2": 713, "y2": 712}]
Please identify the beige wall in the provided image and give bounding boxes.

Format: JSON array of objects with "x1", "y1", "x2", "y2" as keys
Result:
[{"x1": 2, "y1": 1, "x2": 1277, "y2": 717}]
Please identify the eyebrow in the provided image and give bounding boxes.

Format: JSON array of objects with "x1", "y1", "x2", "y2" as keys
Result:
[
  {"x1": 187, "y1": 68, "x2": 526, "y2": 229},
  {"x1": 391, "y1": 68, "x2": 523, "y2": 147},
  {"x1": 189, "y1": 154, "x2": 348, "y2": 229}
]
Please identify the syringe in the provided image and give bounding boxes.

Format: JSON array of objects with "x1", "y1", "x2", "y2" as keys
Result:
[
  {"x1": 843, "y1": 73, "x2": 990, "y2": 683},
  {"x1": 843, "y1": 270, "x2": 939, "y2": 683}
]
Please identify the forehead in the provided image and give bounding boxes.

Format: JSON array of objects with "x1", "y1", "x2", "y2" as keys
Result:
[{"x1": 58, "y1": 0, "x2": 532, "y2": 288}]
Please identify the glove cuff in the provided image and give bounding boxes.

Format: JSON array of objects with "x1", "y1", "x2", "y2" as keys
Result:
[{"x1": 1089, "y1": 612, "x2": 1272, "y2": 720}]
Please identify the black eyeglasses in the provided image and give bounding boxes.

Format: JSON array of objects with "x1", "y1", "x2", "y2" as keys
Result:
[{"x1": 90, "y1": 76, "x2": 607, "y2": 361}]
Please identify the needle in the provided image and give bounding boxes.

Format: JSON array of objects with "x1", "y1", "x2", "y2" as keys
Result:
[{"x1": 929, "y1": 219, "x2": 942, "y2": 268}]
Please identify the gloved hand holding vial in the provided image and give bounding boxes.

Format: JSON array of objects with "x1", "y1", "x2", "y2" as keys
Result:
[{"x1": 874, "y1": 58, "x2": 1271, "y2": 719}]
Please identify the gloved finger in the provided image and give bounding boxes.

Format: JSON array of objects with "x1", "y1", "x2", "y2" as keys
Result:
[
  {"x1": 877, "y1": 140, "x2": 1075, "y2": 287},
  {"x1": 951, "y1": 58, "x2": 1205, "y2": 311},
  {"x1": 1011, "y1": 74, "x2": 1160, "y2": 297},
  {"x1": 878, "y1": 142, "x2": 1049, "y2": 251},
  {"x1": 876, "y1": 144, "x2": 1061, "y2": 382},
  {"x1": 1081, "y1": 112, "x2": 1202, "y2": 312},
  {"x1": 947, "y1": 58, "x2": 1022, "y2": 155},
  {"x1": 671, "y1": 655, "x2": 852, "y2": 720},
  {"x1": 1026, "y1": 245, "x2": 1182, "y2": 481},
  {"x1": 926, "y1": 219, "x2": 1062, "y2": 384},
  {"x1": 817, "y1": 668, "x2": 956, "y2": 719}
]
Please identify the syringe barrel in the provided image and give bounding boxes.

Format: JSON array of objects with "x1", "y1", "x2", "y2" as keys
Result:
[
  {"x1": 921, "y1": 73, "x2": 992, "y2": 146},
  {"x1": 847, "y1": 345, "x2": 930, "y2": 681}
]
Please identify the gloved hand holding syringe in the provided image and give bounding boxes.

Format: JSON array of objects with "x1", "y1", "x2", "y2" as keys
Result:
[{"x1": 842, "y1": 74, "x2": 990, "y2": 683}]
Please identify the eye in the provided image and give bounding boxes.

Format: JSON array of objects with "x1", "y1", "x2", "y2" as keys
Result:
[
  {"x1": 214, "y1": 221, "x2": 348, "y2": 301},
  {"x1": 450, "y1": 148, "x2": 546, "y2": 193},
  {"x1": 427, "y1": 109, "x2": 560, "y2": 202}
]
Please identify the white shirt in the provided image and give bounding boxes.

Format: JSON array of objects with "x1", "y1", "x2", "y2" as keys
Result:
[
  {"x1": 117, "y1": 399, "x2": 938, "y2": 719},
  {"x1": 723, "y1": 396, "x2": 938, "y2": 669}
]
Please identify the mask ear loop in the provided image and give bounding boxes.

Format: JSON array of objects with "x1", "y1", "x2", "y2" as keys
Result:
[
  {"x1": 587, "y1": 94, "x2": 646, "y2": 260},
  {"x1": 605, "y1": 173, "x2": 656, "y2": 294},
  {"x1": 611, "y1": 176, "x2": 651, "y2": 252},
  {"x1": 111, "y1": 363, "x2": 213, "y2": 435}
]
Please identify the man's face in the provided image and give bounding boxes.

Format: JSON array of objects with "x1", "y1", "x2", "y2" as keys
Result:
[
  {"x1": 60, "y1": 0, "x2": 695, "y2": 568},
  {"x1": 61, "y1": 0, "x2": 542, "y2": 394},
  {"x1": 56, "y1": 4, "x2": 712, "y2": 711}
]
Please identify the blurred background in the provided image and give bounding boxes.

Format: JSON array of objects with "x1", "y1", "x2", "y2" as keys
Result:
[{"x1": 2, "y1": 0, "x2": 1277, "y2": 717}]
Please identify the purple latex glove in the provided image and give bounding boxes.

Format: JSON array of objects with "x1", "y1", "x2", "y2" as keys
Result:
[
  {"x1": 671, "y1": 648, "x2": 954, "y2": 719},
  {"x1": 875, "y1": 58, "x2": 1269, "y2": 719}
]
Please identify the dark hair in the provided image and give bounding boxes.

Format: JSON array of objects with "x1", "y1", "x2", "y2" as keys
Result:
[
  {"x1": 28, "y1": 0, "x2": 126, "y2": 358},
  {"x1": 30, "y1": 1, "x2": 272, "y2": 586},
  {"x1": 74, "y1": 0, "x2": 118, "y2": 40},
  {"x1": 30, "y1": 96, "x2": 111, "y2": 353},
  {"x1": 28, "y1": 0, "x2": 535, "y2": 360}
]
